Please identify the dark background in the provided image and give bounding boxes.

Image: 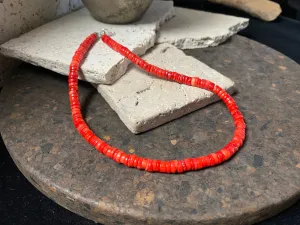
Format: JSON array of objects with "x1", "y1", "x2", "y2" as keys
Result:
[{"x1": 1, "y1": 0, "x2": 300, "y2": 224}]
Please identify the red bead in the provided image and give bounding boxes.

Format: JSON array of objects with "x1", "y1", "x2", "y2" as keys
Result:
[
  {"x1": 170, "y1": 160, "x2": 178, "y2": 173},
  {"x1": 166, "y1": 71, "x2": 173, "y2": 80},
  {"x1": 184, "y1": 158, "x2": 192, "y2": 171},
  {"x1": 137, "y1": 158, "x2": 144, "y2": 169},
  {"x1": 232, "y1": 111, "x2": 244, "y2": 120},
  {"x1": 203, "y1": 80, "x2": 215, "y2": 91},
  {"x1": 215, "y1": 151, "x2": 225, "y2": 163},
  {"x1": 127, "y1": 53, "x2": 134, "y2": 60},
  {"x1": 181, "y1": 160, "x2": 187, "y2": 172},
  {"x1": 123, "y1": 48, "x2": 130, "y2": 56},
  {"x1": 235, "y1": 120, "x2": 246, "y2": 129},
  {"x1": 96, "y1": 142, "x2": 106, "y2": 153},
  {"x1": 175, "y1": 74, "x2": 182, "y2": 83},
  {"x1": 152, "y1": 160, "x2": 160, "y2": 172},
  {"x1": 76, "y1": 123, "x2": 85, "y2": 132},
  {"x1": 152, "y1": 67, "x2": 158, "y2": 75},
  {"x1": 120, "y1": 153, "x2": 127, "y2": 163},
  {"x1": 133, "y1": 157, "x2": 139, "y2": 168},
  {"x1": 141, "y1": 159, "x2": 148, "y2": 169},
  {"x1": 233, "y1": 136, "x2": 243, "y2": 147},
  {"x1": 127, "y1": 155, "x2": 135, "y2": 167},
  {"x1": 121, "y1": 154, "x2": 129, "y2": 166},
  {"x1": 146, "y1": 160, "x2": 153, "y2": 172},
  {"x1": 228, "y1": 104, "x2": 238, "y2": 112},
  {"x1": 191, "y1": 77, "x2": 197, "y2": 86},
  {"x1": 197, "y1": 157, "x2": 206, "y2": 168},
  {"x1": 213, "y1": 85, "x2": 222, "y2": 94},
  {"x1": 102, "y1": 146, "x2": 109, "y2": 155},
  {"x1": 137, "y1": 59, "x2": 145, "y2": 68},
  {"x1": 166, "y1": 162, "x2": 172, "y2": 173},
  {"x1": 160, "y1": 161, "x2": 167, "y2": 173},
  {"x1": 224, "y1": 97, "x2": 234, "y2": 106},
  {"x1": 79, "y1": 127, "x2": 89, "y2": 137},
  {"x1": 202, "y1": 156, "x2": 211, "y2": 167},
  {"x1": 114, "y1": 151, "x2": 124, "y2": 162},
  {"x1": 177, "y1": 160, "x2": 183, "y2": 173},
  {"x1": 106, "y1": 148, "x2": 116, "y2": 158},
  {"x1": 191, "y1": 158, "x2": 198, "y2": 170},
  {"x1": 144, "y1": 64, "x2": 151, "y2": 72},
  {"x1": 185, "y1": 77, "x2": 192, "y2": 85},
  {"x1": 220, "y1": 148, "x2": 231, "y2": 160},
  {"x1": 217, "y1": 89, "x2": 226, "y2": 99},
  {"x1": 208, "y1": 153, "x2": 219, "y2": 165},
  {"x1": 84, "y1": 130, "x2": 94, "y2": 143},
  {"x1": 156, "y1": 68, "x2": 164, "y2": 77},
  {"x1": 195, "y1": 78, "x2": 202, "y2": 87},
  {"x1": 69, "y1": 64, "x2": 79, "y2": 71}
]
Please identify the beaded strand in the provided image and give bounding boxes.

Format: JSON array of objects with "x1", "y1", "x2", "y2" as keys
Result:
[{"x1": 68, "y1": 32, "x2": 246, "y2": 173}]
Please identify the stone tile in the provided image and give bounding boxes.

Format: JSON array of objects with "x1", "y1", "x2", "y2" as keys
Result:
[
  {"x1": 156, "y1": 7, "x2": 249, "y2": 49},
  {"x1": 0, "y1": 1, "x2": 175, "y2": 84},
  {"x1": 97, "y1": 43, "x2": 235, "y2": 134}
]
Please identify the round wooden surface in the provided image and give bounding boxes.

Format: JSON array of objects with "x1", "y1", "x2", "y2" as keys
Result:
[{"x1": 0, "y1": 36, "x2": 299, "y2": 225}]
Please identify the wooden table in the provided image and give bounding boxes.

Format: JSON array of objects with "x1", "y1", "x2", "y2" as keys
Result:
[{"x1": 1, "y1": 36, "x2": 299, "y2": 225}]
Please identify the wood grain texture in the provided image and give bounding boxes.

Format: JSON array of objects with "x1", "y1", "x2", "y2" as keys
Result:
[{"x1": 208, "y1": 0, "x2": 282, "y2": 21}]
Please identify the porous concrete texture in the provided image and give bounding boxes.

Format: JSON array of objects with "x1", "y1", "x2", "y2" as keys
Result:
[
  {"x1": 156, "y1": 7, "x2": 249, "y2": 49},
  {"x1": 97, "y1": 43, "x2": 235, "y2": 134},
  {"x1": 0, "y1": 0, "x2": 84, "y2": 88},
  {"x1": 0, "y1": 1, "x2": 175, "y2": 84}
]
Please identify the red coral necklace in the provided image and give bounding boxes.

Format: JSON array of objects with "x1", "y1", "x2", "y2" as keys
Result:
[{"x1": 68, "y1": 31, "x2": 246, "y2": 173}]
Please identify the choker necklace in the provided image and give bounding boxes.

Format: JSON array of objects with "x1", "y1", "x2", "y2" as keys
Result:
[{"x1": 68, "y1": 31, "x2": 246, "y2": 173}]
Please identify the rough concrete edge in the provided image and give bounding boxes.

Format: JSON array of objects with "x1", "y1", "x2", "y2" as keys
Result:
[
  {"x1": 0, "y1": 42, "x2": 124, "y2": 84},
  {"x1": 96, "y1": 40, "x2": 236, "y2": 134},
  {"x1": 131, "y1": 85, "x2": 235, "y2": 134},
  {"x1": 0, "y1": 1, "x2": 176, "y2": 85},
  {"x1": 101, "y1": 34, "x2": 156, "y2": 84},
  {"x1": 96, "y1": 83, "x2": 138, "y2": 133},
  {"x1": 133, "y1": 85, "x2": 236, "y2": 134},
  {"x1": 0, "y1": 47, "x2": 69, "y2": 77},
  {"x1": 96, "y1": 72, "x2": 236, "y2": 135},
  {"x1": 155, "y1": 2, "x2": 176, "y2": 31},
  {"x1": 0, "y1": 3, "x2": 84, "y2": 89},
  {"x1": 0, "y1": 45, "x2": 97, "y2": 83},
  {"x1": 156, "y1": 18, "x2": 249, "y2": 49},
  {"x1": 101, "y1": 2, "x2": 176, "y2": 84}
]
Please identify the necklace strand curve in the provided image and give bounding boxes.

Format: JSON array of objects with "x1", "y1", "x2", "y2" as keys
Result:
[{"x1": 68, "y1": 32, "x2": 246, "y2": 173}]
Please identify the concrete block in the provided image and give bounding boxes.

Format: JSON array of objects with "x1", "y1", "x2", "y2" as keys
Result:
[
  {"x1": 97, "y1": 43, "x2": 235, "y2": 134},
  {"x1": 156, "y1": 7, "x2": 249, "y2": 49},
  {"x1": 0, "y1": 1, "x2": 175, "y2": 84}
]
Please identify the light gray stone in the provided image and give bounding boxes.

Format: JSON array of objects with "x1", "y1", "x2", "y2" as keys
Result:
[
  {"x1": 97, "y1": 43, "x2": 235, "y2": 134},
  {"x1": 82, "y1": 0, "x2": 154, "y2": 24},
  {"x1": 0, "y1": 0, "x2": 84, "y2": 88},
  {"x1": 156, "y1": 7, "x2": 249, "y2": 49},
  {"x1": 0, "y1": 1, "x2": 175, "y2": 84}
]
